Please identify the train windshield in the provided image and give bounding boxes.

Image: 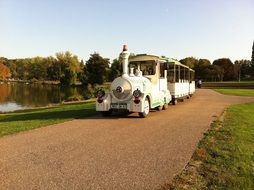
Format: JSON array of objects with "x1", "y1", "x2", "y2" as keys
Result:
[{"x1": 129, "y1": 61, "x2": 156, "y2": 76}]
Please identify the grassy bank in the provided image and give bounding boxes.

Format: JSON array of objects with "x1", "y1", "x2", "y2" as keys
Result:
[
  {"x1": 203, "y1": 81, "x2": 254, "y2": 89},
  {"x1": 0, "y1": 101, "x2": 96, "y2": 137},
  {"x1": 214, "y1": 88, "x2": 254, "y2": 96},
  {"x1": 162, "y1": 102, "x2": 254, "y2": 190}
]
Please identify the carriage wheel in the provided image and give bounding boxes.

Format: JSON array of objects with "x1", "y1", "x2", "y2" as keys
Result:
[
  {"x1": 163, "y1": 103, "x2": 168, "y2": 110},
  {"x1": 139, "y1": 98, "x2": 150, "y2": 118}
]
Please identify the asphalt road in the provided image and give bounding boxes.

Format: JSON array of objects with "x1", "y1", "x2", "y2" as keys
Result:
[{"x1": 1, "y1": 89, "x2": 254, "y2": 190}]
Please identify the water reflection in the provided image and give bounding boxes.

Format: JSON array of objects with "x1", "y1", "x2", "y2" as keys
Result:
[
  {"x1": 0, "y1": 102, "x2": 30, "y2": 112},
  {"x1": 0, "y1": 82, "x2": 84, "y2": 112}
]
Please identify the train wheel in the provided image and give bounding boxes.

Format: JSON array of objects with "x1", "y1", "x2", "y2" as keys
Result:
[
  {"x1": 163, "y1": 103, "x2": 168, "y2": 110},
  {"x1": 157, "y1": 105, "x2": 163, "y2": 111},
  {"x1": 100, "y1": 110, "x2": 112, "y2": 116},
  {"x1": 139, "y1": 98, "x2": 150, "y2": 118},
  {"x1": 172, "y1": 98, "x2": 177, "y2": 105}
]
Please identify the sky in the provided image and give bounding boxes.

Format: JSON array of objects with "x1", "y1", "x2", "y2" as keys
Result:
[{"x1": 0, "y1": 0, "x2": 254, "y2": 62}]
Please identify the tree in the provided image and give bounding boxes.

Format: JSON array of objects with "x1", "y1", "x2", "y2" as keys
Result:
[
  {"x1": 195, "y1": 59, "x2": 211, "y2": 80},
  {"x1": 15, "y1": 59, "x2": 30, "y2": 80},
  {"x1": 179, "y1": 57, "x2": 198, "y2": 69},
  {"x1": 56, "y1": 51, "x2": 81, "y2": 85},
  {"x1": 108, "y1": 59, "x2": 122, "y2": 81},
  {"x1": 213, "y1": 58, "x2": 234, "y2": 81},
  {"x1": 4, "y1": 59, "x2": 17, "y2": 79},
  {"x1": 79, "y1": 64, "x2": 89, "y2": 86},
  {"x1": 46, "y1": 56, "x2": 59, "y2": 81},
  {"x1": 0, "y1": 62, "x2": 11, "y2": 79},
  {"x1": 28, "y1": 57, "x2": 47, "y2": 80},
  {"x1": 251, "y1": 40, "x2": 254, "y2": 76},
  {"x1": 180, "y1": 57, "x2": 212, "y2": 80},
  {"x1": 202, "y1": 64, "x2": 223, "y2": 81},
  {"x1": 86, "y1": 53, "x2": 109, "y2": 86},
  {"x1": 234, "y1": 60, "x2": 252, "y2": 81}
]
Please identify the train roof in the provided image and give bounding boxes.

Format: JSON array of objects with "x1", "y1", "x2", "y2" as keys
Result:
[
  {"x1": 129, "y1": 54, "x2": 194, "y2": 72},
  {"x1": 129, "y1": 54, "x2": 161, "y2": 62},
  {"x1": 165, "y1": 58, "x2": 195, "y2": 72}
]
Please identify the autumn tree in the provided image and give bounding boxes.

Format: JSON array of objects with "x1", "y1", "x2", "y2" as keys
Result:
[
  {"x1": 0, "y1": 62, "x2": 11, "y2": 79},
  {"x1": 0, "y1": 58, "x2": 10, "y2": 79}
]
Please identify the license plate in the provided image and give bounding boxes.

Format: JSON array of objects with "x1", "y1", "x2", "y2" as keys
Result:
[{"x1": 111, "y1": 103, "x2": 127, "y2": 109}]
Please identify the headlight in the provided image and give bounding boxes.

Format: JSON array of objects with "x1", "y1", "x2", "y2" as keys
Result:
[
  {"x1": 133, "y1": 89, "x2": 141, "y2": 98},
  {"x1": 97, "y1": 89, "x2": 105, "y2": 98}
]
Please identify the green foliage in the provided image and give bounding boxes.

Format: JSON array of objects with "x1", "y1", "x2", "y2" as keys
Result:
[
  {"x1": 234, "y1": 60, "x2": 252, "y2": 81},
  {"x1": 2, "y1": 45, "x2": 254, "y2": 84},
  {"x1": 46, "y1": 56, "x2": 60, "y2": 81},
  {"x1": 28, "y1": 57, "x2": 47, "y2": 80},
  {"x1": 85, "y1": 53, "x2": 109, "y2": 85},
  {"x1": 251, "y1": 40, "x2": 254, "y2": 74},
  {"x1": 179, "y1": 57, "x2": 198, "y2": 69},
  {"x1": 0, "y1": 52, "x2": 82, "y2": 85},
  {"x1": 180, "y1": 57, "x2": 221, "y2": 81},
  {"x1": 180, "y1": 57, "x2": 253, "y2": 81},
  {"x1": 56, "y1": 51, "x2": 81, "y2": 85},
  {"x1": 213, "y1": 58, "x2": 234, "y2": 81},
  {"x1": 108, "y1": 58, "x2": 122, "y2": 81}
]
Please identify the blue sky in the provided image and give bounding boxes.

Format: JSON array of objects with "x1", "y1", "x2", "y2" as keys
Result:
[{"x1": 0, "y1": 0, "x2": 253, "y2": 62}]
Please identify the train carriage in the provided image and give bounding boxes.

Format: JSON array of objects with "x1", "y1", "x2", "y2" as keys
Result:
[
  {"x1": 165, "y1": 58, "x2": 195, "y2": 104},
  {"x1": 96, "y1": 45, "x2": 195, "y2": 117}
]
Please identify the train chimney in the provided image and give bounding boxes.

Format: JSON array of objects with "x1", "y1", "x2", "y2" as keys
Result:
[{"x1": 121, "y1": 44, "x2": 130, "y2": 77}]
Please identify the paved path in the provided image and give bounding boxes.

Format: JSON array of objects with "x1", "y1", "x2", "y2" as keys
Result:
[{"x1": 1, "y1": 89, "x2": 254, "y2": 190}]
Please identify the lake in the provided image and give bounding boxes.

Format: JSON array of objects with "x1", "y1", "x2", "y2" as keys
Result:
[{"x1": 0, "y1": 82, "x2": 85, "y2": 112}]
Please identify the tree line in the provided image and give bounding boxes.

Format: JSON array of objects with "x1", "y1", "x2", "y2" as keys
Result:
[
  {"x1": 179, "y1": 57, "x2": 254, "y2": 81},
  {"x1": 1, "y1": 42, "x2": 254, "y2": 86},
  {"x1": 0, "y1": 52, "x2": 115, "y2": 86}
]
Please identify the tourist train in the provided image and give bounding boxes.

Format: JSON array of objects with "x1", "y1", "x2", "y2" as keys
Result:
[{"x1": 96, "y1": 45, "x2": 195, "y2": 117}]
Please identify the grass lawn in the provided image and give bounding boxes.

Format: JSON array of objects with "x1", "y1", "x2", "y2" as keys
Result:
[
  {"x1": 203, "y1": 81, "x2": 254, "y2": 89},
  {"x1": 0, "y1": 101, "x2": 96, "y2": 137},
  {"x1": 163, "y1": 103, "x2": 254, "y2": 190},
  {"x1": 214, "y1": 88, "x2": 254, "y2": 96}
]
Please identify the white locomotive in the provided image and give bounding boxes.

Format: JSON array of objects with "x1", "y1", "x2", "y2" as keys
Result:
[{"x1": 96, "y1": 45, "x2": 195, "y2": 117}]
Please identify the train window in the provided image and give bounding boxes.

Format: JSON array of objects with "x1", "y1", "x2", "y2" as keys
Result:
[
  {"x1": 129, "y1": 62, "x2": 138, "y2": 73},
  {"x1": 180, "y1": 66, "x2": 185, "y2": 82},
  {"x1": 129, "y1": 61, "x2": 156, "y2": 76},
  {"x1": 167, "y1": 64, "x2": 175, "y2": 83},
  {"x1": 184, "y1": 68, "x2": 189, "y2": 81},
  {"x1": 190, "y1": 70, "x2": 195, "y2": 81},
  {"x1": 187, "y1": 69, "x2": 191, "y2": 81},
  {"x1": 160, "y1": 62, "x2": 167, "y2": 77},
  {"x1": 175, "y1": 65, "x2": 180, "y2": 82}
]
